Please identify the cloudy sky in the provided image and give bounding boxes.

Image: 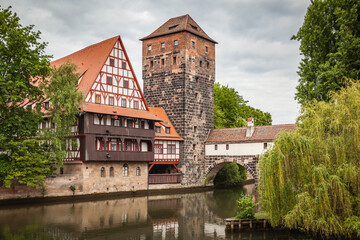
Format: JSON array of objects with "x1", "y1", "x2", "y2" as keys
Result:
[{"x1": 2, "y1": 0, "x2": 310, "y2": 124}]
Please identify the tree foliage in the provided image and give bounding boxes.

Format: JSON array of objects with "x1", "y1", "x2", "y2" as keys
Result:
[
  {"x1": 0, "y1": 7, "x2": 82, "y2": 188},
  {"x1": 214, "y1": 163, "x2": 247, "y2": 188},
  {"x1": 293, "y1": 0, "x2": 360, "y2": 105},
  {"x1": 236, "y1": 193, "x2": 257, "y2": 219},
  {"x1": 214, "y1": 83, "x2": 272, "y2": 128},
  {"x1": 260, "y1": 81, "x2": 360, "y2": 238}
]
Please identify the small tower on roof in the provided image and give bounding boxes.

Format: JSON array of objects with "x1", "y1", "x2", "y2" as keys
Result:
[{"x1": 140, "y1": 14, "x2": 217, "y2": 185}]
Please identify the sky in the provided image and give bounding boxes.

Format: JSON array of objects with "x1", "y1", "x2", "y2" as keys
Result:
[{"x1": 2, "y1": 0, "x2": 310, "y2": 124}]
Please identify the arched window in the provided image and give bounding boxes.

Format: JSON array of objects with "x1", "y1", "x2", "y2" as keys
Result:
[
  {"x1": 123, "y1": 164, "x2": 128, "y2": 177},
  {"x1": 101, "y1": 167, "x2": 105, "y2": 177},
  {"x1": 136, "y1": 167, "x2": 140, "y2": 176},
  {"x1": 110, "y1": 167, "x2": 114, "y2": 177}
]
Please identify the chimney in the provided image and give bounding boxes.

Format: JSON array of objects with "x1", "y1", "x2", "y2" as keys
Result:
[{"x1": 246, "y1": 117, "x2": 254, "y2": 137}]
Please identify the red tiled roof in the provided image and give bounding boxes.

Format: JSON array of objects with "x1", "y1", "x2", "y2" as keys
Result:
[
  {"x1": 148, "y1": 107, "x2": 183, "y2": 141},
  {"x1": 206, "y1": 124, "x2": 297, "y2": 143},
  {"x1": 51, "y1": 36, "x2": 118, "y2": 99},
  {"x1": 140, "y1": 14, "x2": 217, "y2": 43},
  {"x1": 81, "y1": 103, "x2": 161, "y2": 121}
]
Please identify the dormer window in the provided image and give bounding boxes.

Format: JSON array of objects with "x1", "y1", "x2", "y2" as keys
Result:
[
  {"x1": 169, "y1": 24, "x2": 178, "y2": 30},
  {"x1": 190, "y1": 24, "x2": 198, "y2": 30},
  {"x1": 165, "y1": 127, "x2": 170, "y2": 134},
  {"x1": 155, "y1": 126, "x2": 161, "y2": 133}
]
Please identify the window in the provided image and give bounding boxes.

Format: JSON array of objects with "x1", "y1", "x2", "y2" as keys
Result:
[
  {"x1": 110, "y1": 139, "x2": 117, "y2": 151},
  {"x1": 94, "y1": 114, "x2": 103, "y2": 125},
  {"x1": 168, "y1": 144, "x2": 176, "y2": 154},
  {"x1": 150, "y1": 60, "x2": 153, "y2": 68},
  {"x1": 155, "y1": 144, "x2": 163, "y2": 154},
  {"x1": 95, "y1": 94, "x2": 101, "y2": 104},
  {"x1": 148, "y1": 45, "x2": 152, "y2": 51},
  {"x1": 193, "y1": 144, "x2": 196, "y2": 150},
  {"x1": 127, "y1": 119, "x2": 133, "y2": 128},
  {"x1": 192, "y1": 41, "x2": 195, "y2": 48},
  {"x1": 155, "y1": 126, "x2": 161, "y2": 133},
  {"x1": 96, "y1": 137, "x2": 105, "y2": 150},
  {"x1": 134, "y1": 101, "x2": 139, "y2": 109},
  {"x1": 215, "y1": 144, "x2": 218, "y2": 150},
  {"x1": 264, "y1": 143, "x2": 268, "y2": 149},
  {"x1": 195, "y1": 76, "x2": 199, "y2": 83},
  {"x1": 107, "y1": 76, "x2": 113, "y2": 85},
  {"x1": 109, "y1": 58, "x2": 115, "y2": 67},
  {"x1": 207, "y1": 62, "x2": 210, "y2": 69},
  {"x1": 112, "y1": 118, "x2": 121, "y2": 126},
  {"x1": 194, "y1": 126, "x2": 197, "y2": 133},
  {"x1": 161, "y1": 42, "x2": 165, "y2": 49},
  {"x1": 123, "y1": 164, "x2": 128, "y2": 177},
  {"x1": 101, "y1": 167, "x2": 105, "y2": 177},
  {"x1": 122, "y1": 99, "x2": 126, "y2": 108},
  {"x1": 174, "y1": 40, "x2": 178, "y2": 46},
  {"x1": 165, "y1": 127, "x2": 170, "y2": 134},
  {"x1": 140, "y1": 121, "x2": 145, "y2": 129},
  {"x1": 110, "y1": 167, "x2": 114, "y2": 177},
  {"x1": 195, "y1": 92, "x2": 199, "y2": 101},
  {"x1": 122, "y1": 61, "x2": 127, "y2": 69},
  {"x1": 200, "y1": 61, "x2": 202, "y2": 67},
  {"x1": 205, "y1": 46, "x2": 208, "y2": 53},
  {"x1": 226, "y1": 144, "x2": 229, "y2": 150},
  {"x1": 169, "y1": 24, "x2": 178, "y2": 30},
  {"x1": 44, "y1": 101, "x2": 49, "y2": 109},
  {"x1": 136, "y1": 167, "x2": 140, "y2": 176},
  {"x1": 123, "y1": 80, "x2": 129, "y2": 88},
  {"x1": 109, "y1": 97, "x2": 114, "y2": 106},
  {"x1": 173, "y1": 56, "x2": 176, "y2": 64},
  {"x1": 161, "y1": 59, "x2": 164, "y2": 66}
]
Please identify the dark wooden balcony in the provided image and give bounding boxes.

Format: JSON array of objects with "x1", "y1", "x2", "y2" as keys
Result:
[
  {"x1": 148, "y1": 173, "x2": 182, "y2": 184},
  {"x1": 87, "y1": 151, "x2": 154, "y2": 162}
]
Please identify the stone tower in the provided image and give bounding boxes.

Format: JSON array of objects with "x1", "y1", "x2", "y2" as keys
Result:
[{"x1": 140, "y1": 15, "x2": 216, "y2": 185}]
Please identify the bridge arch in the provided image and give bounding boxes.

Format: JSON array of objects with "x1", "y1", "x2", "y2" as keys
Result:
[{"x1": 204, "y1": 156, "x2": 259, "y2": 185}]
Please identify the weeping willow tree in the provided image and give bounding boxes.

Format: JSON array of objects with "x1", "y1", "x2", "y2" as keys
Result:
[{"x1": 260, "y1": 81, "x2": 360, "y2": 238}]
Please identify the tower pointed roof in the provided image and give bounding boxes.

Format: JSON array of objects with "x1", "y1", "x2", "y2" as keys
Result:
[{"x1": 140, "y1": 14, "x2": 217, "y2": 43}]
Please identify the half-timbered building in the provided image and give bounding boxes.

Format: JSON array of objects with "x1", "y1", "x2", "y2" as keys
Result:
[{"x1": 50, "y1": 36, "x2": 162, "y2": 193}]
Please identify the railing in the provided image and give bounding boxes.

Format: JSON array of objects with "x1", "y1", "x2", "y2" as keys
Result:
[{"x1": 148, "y1": 173, "x2": 181, "y2": 184}]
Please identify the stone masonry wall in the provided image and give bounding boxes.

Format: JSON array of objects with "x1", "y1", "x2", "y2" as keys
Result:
[{"x1": 142, "y1": 32, "x2": 215, "y2": 185}]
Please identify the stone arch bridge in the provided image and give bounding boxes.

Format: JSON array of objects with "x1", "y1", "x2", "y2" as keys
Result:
[{"x1": 202, "y1": 155, "x2": 259, "y2": 185}]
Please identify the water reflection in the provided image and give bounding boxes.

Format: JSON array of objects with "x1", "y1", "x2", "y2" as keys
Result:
[{"x1": 0, "y1": 184, "x2": 314, "y2": 240}]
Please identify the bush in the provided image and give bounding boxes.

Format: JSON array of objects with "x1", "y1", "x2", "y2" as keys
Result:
[{"x1": 236, "y1": 193, "x2": 257, "y2": 219}]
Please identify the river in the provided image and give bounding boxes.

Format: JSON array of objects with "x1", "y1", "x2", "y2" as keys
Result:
[{"x1": 0, "y1": 184, "x2": 316, "y2": 239}]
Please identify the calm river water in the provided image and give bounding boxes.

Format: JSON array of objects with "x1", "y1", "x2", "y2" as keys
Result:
[{"x1": 0, "y1": 184, "x2": 316, "y2": 240}]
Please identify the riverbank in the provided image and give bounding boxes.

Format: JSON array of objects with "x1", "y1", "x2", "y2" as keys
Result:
[{"x1": 0, "y1": 184, "x2": 215, "y2": 206}]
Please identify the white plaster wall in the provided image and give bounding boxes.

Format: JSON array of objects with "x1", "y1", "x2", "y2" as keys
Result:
[{"x1": 205, "y1": 142, "x2": 273, "y2": 156}]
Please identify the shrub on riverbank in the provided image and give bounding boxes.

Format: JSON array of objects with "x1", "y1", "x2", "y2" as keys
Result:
[
  {"x1": 236, "y1": 193, "x2": 257, "y2": 219},
  {"x1": 260, "y1": 82, "x2": 360, "y2": 238}
]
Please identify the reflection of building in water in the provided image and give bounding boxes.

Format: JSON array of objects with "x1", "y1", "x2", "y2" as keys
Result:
[{"x1": 152, "y1": 217, "x2": 179, "y2": 240}]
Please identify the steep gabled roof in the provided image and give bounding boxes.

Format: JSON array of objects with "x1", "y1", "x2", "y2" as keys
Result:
[
  {"x1": 206, "y1": 124, "x2": 297, "y2": 144},
  {"x1": 51, "y1": 36, "x2": 118, "y2": 98},
  {"x1": 149, "y1": 107, "x2": 183, "y2": 141},
  {"x1": 140, "y1": 14, "x2": 217, "y2": 43}
]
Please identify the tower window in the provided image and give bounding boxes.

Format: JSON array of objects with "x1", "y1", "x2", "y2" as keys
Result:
[
  {"x1": 193, "y1": 144, "x2": 196, "y2": 150},
  {"x1": 150, "y1": 60, "x2": 153, "y2": 68},
  {"x1": 195, "y1": 76, "x2": 199, "y2": 83},
  {"x1": 161, "y1": 42, "x2": 165, "y2": 49},
  {"x1": 200, "y1": 61, "x2": 202, "y2": 67},
  {"x1": 161, "y1": 59, "x2": 165, "y2": 66},
  {"x1": 174, "y1": 40, "x2": 178, "y2": 46},
  {"x1": 148, "y1": 45, "x2": 152, "y2": 51},
  {"x1": 205, "y1": 46, "x2": 208, "y2": 53},
  {"x1": 194, "y1": 126, "x2": 197, "y2": 133},
  {"x1": 109, "y1": 97, "x2": 114, "y2": 106},
  {"x1": 192, "y1": 41, "x2": 195, "y2": 48},
  {"x1": 207, "y1": 62, "x2": 210, "y2": 69},
  {"x1": 123, "y1": 80, "x2": 129, "y2": 88},
  {"x1": 109, "y1": 58, "x2": 115, "y2": 67},
  {"x1": 195, "y1": 92, "x2": 199, "y2": 101},
  {"x1": 173, "y1": 56, "x2": 176, "y2": 64},
  {"x1": 107, "y1": 76, "x2": 113, "y2": 85}
]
